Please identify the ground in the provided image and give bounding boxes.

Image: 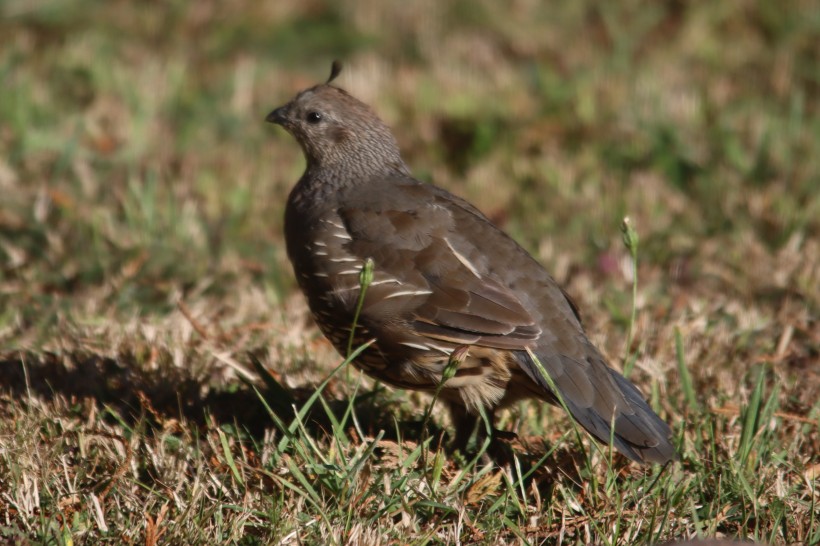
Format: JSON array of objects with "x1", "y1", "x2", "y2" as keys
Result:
[{"x1": 0, "y1": 1, "x2": 818, "y2": 544}]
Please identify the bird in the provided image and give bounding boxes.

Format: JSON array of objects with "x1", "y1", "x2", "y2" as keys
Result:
[{"x1": 266, "y1": 61, "x2": 676, "y2": 464}]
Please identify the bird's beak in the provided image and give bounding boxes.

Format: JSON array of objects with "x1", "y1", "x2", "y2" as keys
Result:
[{"x1": 265, "y1": 105, "x2": 289, "y2": 125}]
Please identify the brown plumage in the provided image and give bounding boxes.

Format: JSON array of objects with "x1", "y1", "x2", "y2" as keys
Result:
[{"x1": 267, "y1": 63, "x2": 676, "y2": 464}]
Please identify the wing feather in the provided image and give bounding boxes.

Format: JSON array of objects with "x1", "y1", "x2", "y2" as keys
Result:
[{"x1": 337, "y1": 182, "x2": 540, "y2": 351}]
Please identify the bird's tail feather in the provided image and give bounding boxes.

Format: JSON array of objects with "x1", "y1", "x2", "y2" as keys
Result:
[{"x1": 518, "y1": 350, "x2": 676, "y2": 464}]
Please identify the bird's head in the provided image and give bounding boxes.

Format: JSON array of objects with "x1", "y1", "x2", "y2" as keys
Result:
[{"x1": 267, "y1": 61, "x2": 408, "y2": 177}]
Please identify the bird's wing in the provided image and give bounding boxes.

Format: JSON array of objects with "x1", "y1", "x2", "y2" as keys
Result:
[{"x1": 336, "y1": 180, "x2": 542, "y2": 350}]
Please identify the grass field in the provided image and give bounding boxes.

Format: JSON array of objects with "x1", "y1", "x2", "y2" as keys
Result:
[{"x1": 1, "y1": 1, "x2": 818, "y2": 544}]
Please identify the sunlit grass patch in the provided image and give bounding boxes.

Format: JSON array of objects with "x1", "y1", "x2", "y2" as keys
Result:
[{"x1": 1, "y1": 0, "x2": 818, "y2": 543}]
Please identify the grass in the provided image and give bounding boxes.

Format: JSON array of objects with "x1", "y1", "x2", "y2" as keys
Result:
[{"x1": 1, "y1": 0, "x2": 818, "y2": 544}]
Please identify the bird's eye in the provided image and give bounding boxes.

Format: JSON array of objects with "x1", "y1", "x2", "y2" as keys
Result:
[{"x1": 306, "y1": 111, "x2": 322, "y2": 124}]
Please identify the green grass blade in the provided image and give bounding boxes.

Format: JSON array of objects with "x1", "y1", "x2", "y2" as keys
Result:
[
  {"x1": 217, "y1": 427, "x2": 245, "y2": 487},
  {"x1": 676, "y1": 327, "x2": 699, "y2": 412}
]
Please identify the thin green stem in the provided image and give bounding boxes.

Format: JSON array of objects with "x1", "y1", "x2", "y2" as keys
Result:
[
  {"x1": 346, "y1": 257, "x2": 375, "y2": 358},
  {"x1": 420, "y1": 346, "x2": 466, "y2": 465},
  {"x1": 621, "y1": 216, "x2": 639, "y2": 378}
]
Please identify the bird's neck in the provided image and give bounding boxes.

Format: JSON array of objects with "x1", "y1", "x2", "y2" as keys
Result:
[{"x1": 303, "y1": 150, "x2": 410, "y2": 183}]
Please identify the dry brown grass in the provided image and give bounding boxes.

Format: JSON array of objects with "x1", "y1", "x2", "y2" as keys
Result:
[{"x1": 0, "y1": 0, "x2": 818, "y2": 544}]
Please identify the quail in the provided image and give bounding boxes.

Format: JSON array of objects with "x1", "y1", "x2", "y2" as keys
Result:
[{"x1": 267, "y1": 62, "x2": 676, "y2": 464}]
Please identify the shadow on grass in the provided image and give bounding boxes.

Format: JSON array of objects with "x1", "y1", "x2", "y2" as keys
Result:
[
  {"x1": 0, "y1": 350, "x2": 588, "y2": 488},
  {"x1": 0, "y1": 350, "x2": 389, "y2": 437}
]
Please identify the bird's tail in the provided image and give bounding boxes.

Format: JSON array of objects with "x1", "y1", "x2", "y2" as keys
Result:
[{"x1": 517, "y1": 349, "x2": 676, "y2": 464}]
